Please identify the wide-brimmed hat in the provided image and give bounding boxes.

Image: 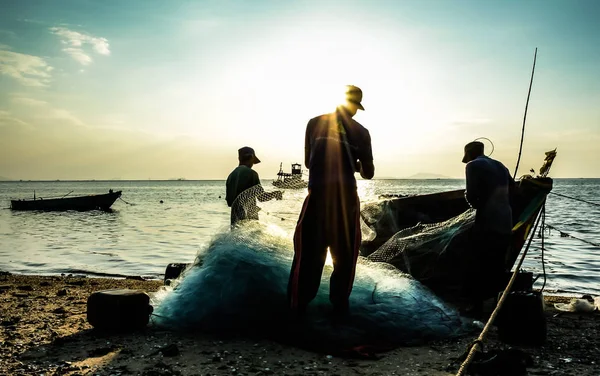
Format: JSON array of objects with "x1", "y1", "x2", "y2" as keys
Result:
[
  {"x1": 345, "y1": 85, "x2": 365, "y2": 110},
  {"x1": 462, "y1": 141, "x2": 484, "y2": 163},
  {"x1": 238, "y1": 146, "x2": 261, "y2": 164}
]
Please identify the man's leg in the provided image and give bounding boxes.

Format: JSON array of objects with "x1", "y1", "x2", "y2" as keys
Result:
[
  {"x1": 328, "y1": 189, "x2": 361, "y2": 315},
  {"x1": 288, "y1": 191, "x2": 328, "y2": 314},
  {"x1": 463, "y1": 229, "x2": 511, "y2": 317},
  {"x1": 463, "y1": 226, "x2": 486, "y2": 317},
  {"x1": 487, "y1": 232, "x2": 512, "y2": 298}
]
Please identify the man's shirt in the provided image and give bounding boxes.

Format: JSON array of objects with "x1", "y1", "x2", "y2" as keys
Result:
[
  {"x1": 225, "y1": 165, "x2": 261, "y2": 207},
  {"x1": 465, "y1": 155, "x2": 514, "y2": 234},
  {"x1": 305, "y1": 111, "x2": 373, "y2": 189}
]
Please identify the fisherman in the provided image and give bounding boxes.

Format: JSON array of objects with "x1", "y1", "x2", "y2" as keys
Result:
[
  {"x1": 462, "y1": 141, "x2": 515, "y2": 317},
  {"x1": 225, "y1": 146, "x2": 282, "y2": 226},
  {"x1": 288, "y1": 85, "x2": 375, "y2": 318}
]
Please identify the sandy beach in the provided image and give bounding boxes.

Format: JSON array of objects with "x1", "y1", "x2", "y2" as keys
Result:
[{"x1": 0, "y1": 273, "x2": 598, "y2": 376}]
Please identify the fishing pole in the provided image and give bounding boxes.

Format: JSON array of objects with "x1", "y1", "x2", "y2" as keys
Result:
[{"x1": 513, "y1": 48, "x2": 538, "y2": 179}]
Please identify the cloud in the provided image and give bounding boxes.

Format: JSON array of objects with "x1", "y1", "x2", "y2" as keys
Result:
[
  {"x1": 10, "y1": 95, "x2": 87, "y2": 127},
  {"x1": 62, "y1": 47, "x2": 93, "y2": 65},
  {"x1": 48, "y1": 108, "x2": 86, "y2": 127},
  {"x1": 0, "y1": 110, "x2": 33, "y2": 131},
  {"x1": 49, "y1": 26, "x2": 110, "y2": 65},
  {"x1": 0, "y1": 50, "x2": 53, "y2": 86},
  {"x1": 11, "y1": 96, "x2": 49, "y2": 107}
]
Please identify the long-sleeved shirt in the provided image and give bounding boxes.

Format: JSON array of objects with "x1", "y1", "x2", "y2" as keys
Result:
[
  {"x1": 225, "y1": 165, "x2": 261, "y2": 207},
  {"x1": 465, "y1": 155, "x2": 514, "y2": 234},
  {"x1": 305, "y1": 111, "x2": 373, "y2": 189}
]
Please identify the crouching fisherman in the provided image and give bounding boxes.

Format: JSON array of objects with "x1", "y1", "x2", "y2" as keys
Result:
[{"x1": 462, "y1": 141, "x2": 515, "y2": 317}]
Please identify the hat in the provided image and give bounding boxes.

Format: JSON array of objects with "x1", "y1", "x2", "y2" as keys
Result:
[
  {"x1": 345, "y1": 85, "x2": 365, "y2": 110},
  {"x1": 238, "y1": 146, "x2": 261, "y2": 164},
  {"x1": 462, "y1": 141, "x2": 484, "y2": 163}
]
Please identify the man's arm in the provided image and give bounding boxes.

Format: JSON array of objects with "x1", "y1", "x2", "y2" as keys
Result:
[
  {"x1": 464, "y1": 163, "x2": 480, "y2": 208},
  {"x1": 225, "y1": 175, "x2": 233, "y2": 207},
  {"x1": 257, "y1": 190, "x2": 283, "y2": 202},
  {"x1": 358, "y1": 130, "x2": 374, "y2": 179},
  {"x1": 507, "y1": 167, "x2": 517, "y2": 205},
  {"x1": 252, "y1": 171, "x2": 283, "y2": 202},
  {"x1": 304, "y1": 120, "x2": 312, "y2": 169}
]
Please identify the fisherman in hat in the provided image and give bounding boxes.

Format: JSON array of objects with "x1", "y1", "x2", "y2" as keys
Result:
[
  {"x1": 226, "y1": 146, "x2": 282, "y2": 225},
  {"x1": 462, "y1": 141, "x2": 515, "y2": 317},
  {"x1": 288, "y1": 85, "x2": 375, "y2": 318}
]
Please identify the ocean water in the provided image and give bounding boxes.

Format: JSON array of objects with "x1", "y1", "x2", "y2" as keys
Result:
[{"x1": 0, "y1": 179, "x2": 598, "y2": 296}]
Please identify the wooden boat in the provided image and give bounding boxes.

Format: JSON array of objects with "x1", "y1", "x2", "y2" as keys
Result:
[
  {"x1": 272, "y1": 163, "x2": 308, "y2": 189},
  {"x1": 360, "y1": 150, "x2": 557, "y2": 302},
  {"x1": 10, "y1": 189, "x2": 122, "y2": 211}
]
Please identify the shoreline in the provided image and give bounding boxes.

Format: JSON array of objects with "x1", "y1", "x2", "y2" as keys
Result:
[
  {"x1": 1, "y1": 273, "x2": 598, "y2": 375},
  {"x1": 3, "y1": 270, "x2": 595, "y2": 298}
]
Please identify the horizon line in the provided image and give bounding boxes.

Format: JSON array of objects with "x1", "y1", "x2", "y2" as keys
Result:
[{"x1": 1, "y1": 177, "x2": 598, "y2": 182}]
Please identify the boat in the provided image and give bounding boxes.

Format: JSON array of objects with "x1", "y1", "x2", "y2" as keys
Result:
[
  {"x1": 360, "y1": 150, "x2": 557, "y2": 302},
  {"x1": 10, "y1": 189, "x2": 122, "y2": 211},
  {"x1": 272, "y1": 163, "x2": 308, "y2": 189}
]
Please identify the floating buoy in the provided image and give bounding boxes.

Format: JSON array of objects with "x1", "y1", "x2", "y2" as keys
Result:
[{"x1": 160, "y1": 200, "x2": 164, "y2": 204}]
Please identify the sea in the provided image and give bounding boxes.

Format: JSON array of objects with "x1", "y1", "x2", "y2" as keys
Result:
[{"x1": 0, "y1": 179, "x2": 598, "y2": 296}]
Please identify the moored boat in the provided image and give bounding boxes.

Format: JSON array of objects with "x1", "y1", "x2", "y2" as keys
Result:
[
  {"x1": 360, "y1": 150, "x2": 557, "y2": 302},
  {"x1": 10, "y1": 189, "x2": 122, "y2": 211},
  {"x1": 272, "y1": 163, "x2": 308, "y2": 189}
]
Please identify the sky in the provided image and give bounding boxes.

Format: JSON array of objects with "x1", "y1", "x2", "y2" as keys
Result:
[{"x1": 1, "y1": 0, "x2": 599, "y2": 180}]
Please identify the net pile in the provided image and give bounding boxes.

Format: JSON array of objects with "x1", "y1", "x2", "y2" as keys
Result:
[
  {"x1": 365, "y1": 208, "x2": 476, "y2": 298},
  {"x1": 152, "y1": 184, "x2": 473, "y2": 354}
]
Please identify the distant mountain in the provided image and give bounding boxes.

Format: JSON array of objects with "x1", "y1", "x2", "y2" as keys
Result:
[{"x1": 406, "y1": 172, "x2": 452, "y2": 179}]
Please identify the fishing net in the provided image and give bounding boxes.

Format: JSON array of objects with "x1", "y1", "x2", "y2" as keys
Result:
[
  {"x1": 365, "y1": 207, "x2": 476, "y2": 301},
  {"x1": 230, "y1": 184, "x2": 377, "y2": 241},
  {"x1": 152, "y1": 221, "x2": 471, "y2": 354},
  {"x1": 152, "y1": 184, "x2": 475, "y2": 354}
]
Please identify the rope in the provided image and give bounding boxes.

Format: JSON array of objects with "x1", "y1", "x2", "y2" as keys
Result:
[
  {"x1": 473, "y1": 137, "x2": 495, "y2": 157},
  {"x1": 513, "y1": 47, "x2": 538, "y2": 179},
  {"x1": 264, "y1": 211, "x2": 295, "y2": 221},
  {"x1": 539, "y1": 206, "x2": 547, "y2": 292},
  {"x1": 549, "y1": 191, "x2": 600, "y2": 208},
  {"x1": 545, "y1": 224, "x2": 600, "y2": 247},
  {"x1": 455, "y1": 203, "x2": 544, "y2": 376},
  {"x1": 118, "y1": 197, "x2": 135, "y2": 205}
]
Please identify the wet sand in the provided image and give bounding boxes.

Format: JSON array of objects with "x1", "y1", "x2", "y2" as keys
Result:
[{"x1": 0, "y1": 273, "x2": 598, "y2": 375}]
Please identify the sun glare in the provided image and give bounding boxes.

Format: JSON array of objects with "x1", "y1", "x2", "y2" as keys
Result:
[{"x1": 325, "y1": 247, "x2": 333, "y2": 267}]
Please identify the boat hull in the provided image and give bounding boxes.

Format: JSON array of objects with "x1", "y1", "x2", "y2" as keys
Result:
[
  {"x1": 10, "y1": 191, "x2": 122, "y2": 211},
  {"x1": 360, "y1": 177, "x2": 553, "y2": 302}
]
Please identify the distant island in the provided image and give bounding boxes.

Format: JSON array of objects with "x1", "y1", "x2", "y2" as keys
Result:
[{"x1": 405, "y1": 173, "x2": 452, "y2": 179}]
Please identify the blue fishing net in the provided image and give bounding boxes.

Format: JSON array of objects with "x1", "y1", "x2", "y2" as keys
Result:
[{"x1": 152, "y1": 218, "x2": 472, "y2": 352}]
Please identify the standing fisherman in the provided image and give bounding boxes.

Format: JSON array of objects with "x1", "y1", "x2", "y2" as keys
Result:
[
  {"x1": 226, "y1": 146, "x2": 282, "y2": 225},
  {"x1": 288, "y1": 85, "x2": 375, "y2": 318}
]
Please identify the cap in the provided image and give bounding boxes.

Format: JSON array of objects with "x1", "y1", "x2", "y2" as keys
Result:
[
  {"x1": 345, "y1": 85, "x2": 365, "y2": 110},
  {"x1": 238, "y1": 146, "x2": 261, "y2": 164},
  {"x1": 462, "y1": 141, "x2": 484, "y2": 163}
]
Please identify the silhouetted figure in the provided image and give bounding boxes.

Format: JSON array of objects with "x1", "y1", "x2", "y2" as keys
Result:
[
  {"x1": 462, "y1": 141, "x2": 515, "y2": 317},
  {"x1": 288, "y1": 85, "x2": 375, "y2": 317},
  {"x1": 226, "y1": 146, "x2": 282, "y2": 226}
]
